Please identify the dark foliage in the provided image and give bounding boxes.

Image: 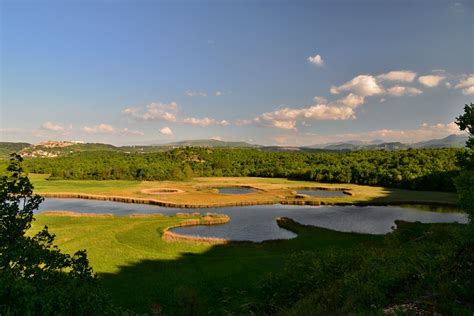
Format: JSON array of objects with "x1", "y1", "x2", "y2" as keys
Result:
[
  {"x1": 253, "y1": 222, "x2": 474, "y2": 315},
  {"x1": 0, "y1": 154, "x2": 115, "y2": 315},
  {"x1": 455, "y1": 102, "x2": 474, "y2": 220},
  {"x1": 21, "y1": 148, "x2": 464, "y2": 192}
]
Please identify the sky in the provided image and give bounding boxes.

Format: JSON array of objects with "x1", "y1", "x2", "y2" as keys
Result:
[{"x1": 1, "y1": 0, "x2": 473, "y2": 146}]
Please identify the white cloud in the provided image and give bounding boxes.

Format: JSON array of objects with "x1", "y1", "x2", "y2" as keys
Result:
[
  {"x1": 380, "y1": 98, "x2": 386, "y2": 103},
  {"x1": 123, "y1": 102, "x2": 227, "y2": 127},
  {"x1": 387, "y1": 86, "x2": 423, "y2": 96},
  {"x1": 215, "y1": 91, "x2": 223, "y2": 96},
  {"x1": 159, "y1": 127, "x2": 173, "y2": 135},
  {"x1": 454, "y1": 74, "x2": 474, "y2": 95},
  {"x1": 120, "y1": 128, "x2": 144, "y2": 136},
  {"x1": 185, "y1": 90, "x2": 207, "y2": 97},
  {"x1": 253, "y1": 94, "x2": 362, "y2": 130},
  {"x1": 418, "y1": 75, "x2": 445, "y2": 87},
  {"x1": 41, "y1": 121, "x2": 69, "y2": 132},
  {"x1": 461, "y1": 86, "x2": 474, "y2": 95},
  {"x1": 123, "y1": 102, "x2": 178, "y2": 122},
  {"x1": 330, "y1": 75, "x2": 384, "y2": 96},
  {"x1": 182, "y1": 117, "x2": 230, "y2": 127},
  {"x1": 308, "y1": 54, "x2": 324, "y2": 66},
  {"x1": 313, "y1": 96, "x2": 327, "y2": 104},
  {"x1": 377, "y1": 70, "x2": 417, "y2": 82},
  {"x1": 329, "y1": 93, "x2": 365, "y2": 108},
  {"x1": 211, "y1": 136, "x2": 222, "y2": 141},
  {"x1": 82, "y1": 124, "x2": 116, "y2": 134}
]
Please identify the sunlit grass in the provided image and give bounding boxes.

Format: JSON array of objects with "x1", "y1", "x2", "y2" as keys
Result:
[
  {"x1": 30, "y1": 213, "x2": 381, "y2": 313},
  {"x1": 29, "y1": 174, "x2": 458, "y2": 207}
]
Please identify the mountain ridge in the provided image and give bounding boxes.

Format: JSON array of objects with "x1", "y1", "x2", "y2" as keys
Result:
[{"x1": 0, "y1": 134, "x2": 467, "y2": 158}]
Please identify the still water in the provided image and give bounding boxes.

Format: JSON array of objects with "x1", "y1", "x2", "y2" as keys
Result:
[{"x1": 38, "y1": 198, "x2": 468, "y2": 242}]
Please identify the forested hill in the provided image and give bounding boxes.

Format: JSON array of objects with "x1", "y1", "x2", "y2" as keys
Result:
[
  {"x1": 0, "y1": 134, "x2": 468, "y2": 159},
  {"x1": 17, "y1": 147, "x2": 465, "y2": 192},
  {"x1": 0, "y1": 142, "x2": 31, "y2": 158}
]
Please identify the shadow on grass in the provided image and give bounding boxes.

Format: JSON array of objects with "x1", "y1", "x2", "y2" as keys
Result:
[
  {"x1": 98, "y1": 218, "x2": 382, "y2": 315},
  {"x1": 97, "y1": 184, "x2": 463, "y2": 315}
]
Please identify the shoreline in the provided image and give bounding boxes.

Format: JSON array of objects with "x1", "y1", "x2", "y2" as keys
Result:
[
  {"x1": 162, "y1": 214, "x2": 231, "y2": 244},
  {"x1": 40, "y1": 192, "x2": 460, "y2": 209}
]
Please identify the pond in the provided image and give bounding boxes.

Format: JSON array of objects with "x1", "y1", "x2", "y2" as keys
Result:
[
  {"x1": 296, "y1": 189, "x2": 347, "y2": 197},
  {"x1": 217, "y1": 187, "x2": 257, "y2": 194},
  {"x1": 37, "y1": 199, "x2": 468, "y2": 242}
]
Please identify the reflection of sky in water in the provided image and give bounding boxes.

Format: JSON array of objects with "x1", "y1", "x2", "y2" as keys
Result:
[
  {"x1": 39, "y1": 199, "x2": 468, "y2": 242},
  {"x1": 296, "y1": 189, "x2": 346, "y2": 197}
]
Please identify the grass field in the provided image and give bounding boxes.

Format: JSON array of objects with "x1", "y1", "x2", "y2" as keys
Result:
[
  {"x1": 29, "y1": 174, "x2": 459, "y2": 207},
  {"x1": 27, "y1": 174, "x2": 462, "y2": 313},
  {"x1": 30, "y1": 213, "x2": 381, "y2": 314}
]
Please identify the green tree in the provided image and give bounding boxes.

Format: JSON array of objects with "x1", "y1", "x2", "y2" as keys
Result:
[
  {"x1": 456, "y1": 103, "x2": 474, "y2": 149},
  {"x1": 0, "y1": 154, "x2": 114, "y2": 314},
  {"x1": 454, "y1": 103, "x2": 474, "y2": 220}
]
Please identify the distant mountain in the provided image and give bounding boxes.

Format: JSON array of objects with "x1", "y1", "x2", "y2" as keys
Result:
[
  {"x1": 413, "y1": 134, "x2": 468, "y2": 148},
  {"x1": 310, "y1": 134, "x2": 467, "y2": 151},
  {"x1": 162, "y1": 139, "x2": 258, "y2": 148},
  {"x1": 0, "y1": 134, "x2": 467, "y2": 160},
  {"x1": 311, "y1": 139, "x2": 384, "y2": 150},
  {"x1": 18, "y1": 141, "x2": 118, "y2": 158}
]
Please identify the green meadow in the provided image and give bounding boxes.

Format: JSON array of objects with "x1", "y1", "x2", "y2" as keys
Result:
[{"x1": 30, "y1": 213, "x2": 381, "y2": 314}]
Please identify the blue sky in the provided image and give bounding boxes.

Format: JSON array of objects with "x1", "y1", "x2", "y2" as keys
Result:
[{"x1": 1, "y1": 0, "x2": 473, "y2": 145}]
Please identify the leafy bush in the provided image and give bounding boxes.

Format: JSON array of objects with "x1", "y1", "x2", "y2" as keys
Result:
[
  {"x1": 0, "y1": 154, "x2": 116, "y2": 315},
  {"x1": 254, "y1": 222, "x2": 474, "y2": 315}
]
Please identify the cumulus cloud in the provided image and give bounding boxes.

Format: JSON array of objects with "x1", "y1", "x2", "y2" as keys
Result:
[
  {"x1": 120, "y1": 128, "x2": 144, "y2": 136},
  {"x1": 418, "y1": 75, "x2": 445, "y2": 87},
  {"x1": 82, "y1": 124, "x2": 116, "y2": 134},
  {"x1": 454, "y1": 74, "x2": 474, "y2": 95},
  {"x1": 185, "y1": 90, "x2": 207, "y2": 97},
  {"x1": 308, "y1": 54, "x2": 324, "y2": 66},
  {"x1": 330, "y1": 75, "x2": 384, "y2": 96},
  {"x1": 313, "y1": 96, "x2": 328, "y2": 104},
  {"x1": 123, "y1": 102, "x2": 178, "y2": 122},
  {"x1": 41, "y1": 121, "x2": 70, "y2": 132},
  {"x1": 377, "y1": 70, "x2": 417, "y2": 82},
  {"x1": 123, "y1": 101, "x2": 228, "y2": 127},
  {"x1": 253, "y1": 94, "x2": 363, "y2": 130},
  {"x1": 182, "y1": 117, "x2": 230, "y2": 127},
  {"x1": 329, "y1": 93, "x2": 365, "y2": 108},
  {"x1": 387, "y1": 86, "x2": 423, "y2": 96},
  {"x1": 159, "y1": 127, "x2": 173, "y2": 135}
]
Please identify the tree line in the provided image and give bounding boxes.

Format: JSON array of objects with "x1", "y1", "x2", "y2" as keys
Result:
[{"x1": 13, "y1": 147, "x2": 467, "y2": 192}]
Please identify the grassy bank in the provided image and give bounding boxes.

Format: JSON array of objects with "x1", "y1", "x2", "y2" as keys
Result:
[
  {"x1": 30, "y1": 174, "x2": 459, "y2": 207},
  {"x1": 30, "y1": 212, "x2": 381, "y2": 314}
]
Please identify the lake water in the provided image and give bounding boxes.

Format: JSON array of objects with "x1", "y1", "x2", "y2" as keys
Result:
[
  {"x1": 217, "y1": 187, "x2": 257, "y2": 194},
  {"x1": 296, "y1": 189, "x2": 347, "y2": 197},
  {"x1": 37, "y1": 198, "x2": 468, "y2": 242}
]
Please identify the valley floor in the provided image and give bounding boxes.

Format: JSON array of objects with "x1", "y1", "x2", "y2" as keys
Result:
[{"x1": 30, "y1": 174, "x2": 459, "y2": 208}]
